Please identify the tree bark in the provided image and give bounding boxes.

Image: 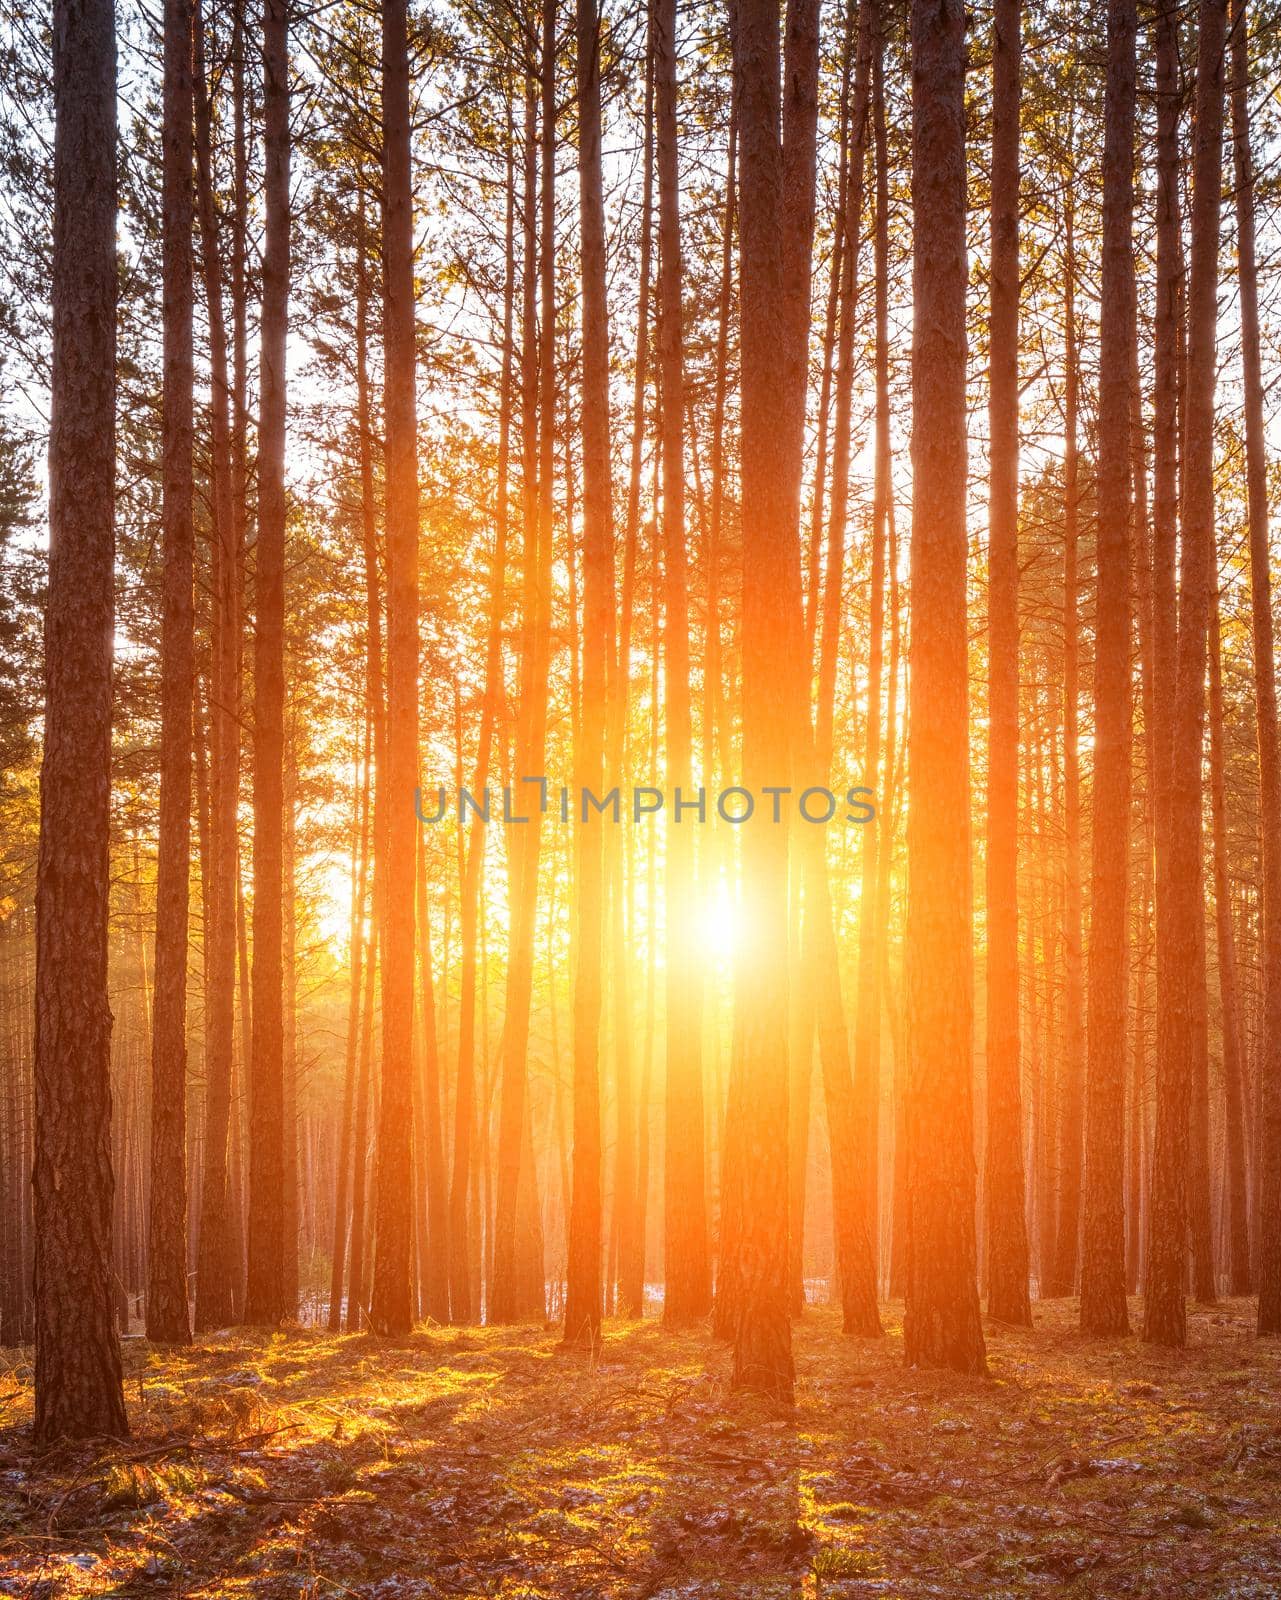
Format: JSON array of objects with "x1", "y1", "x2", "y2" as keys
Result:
[
  {"x1": 328, "y1": 720, "x2": 371, "y2": 1331},
  {"x1": 1208, "y1": 593, "x2": 1251, "y2": 1295},
  {"x1": 902, "y1": 0, "x2": 986, "y2": 1375},
  {"x1": 148, "y1": 0, "x2": 196, "y2": 1347},
  {"x1": 728, "y1": 0, "x2": 798, "y2": 1401},
  {"x1": 614, "y1": 24, "x2": 655, "y2": 1321},
  {"x1": 450, "y1": 104, "x2": 516, "y2": 1326},
  {"x1": 34, "y1": 0, "x2": 129, "y2": 1440},
  {"x1": 562, "y1": 0, "x2": 614, "y2": 1351},
  {"x1": 983, "y1": 0, "x2": 1031, "y2": 1328},
  {"x1": 369, "y1": 0, "x2": 420, "y2": 1338},
  {"x1": 491, "y1": 27, "x2": 553, "y2": 1326},
  {"x1": 192, "y1": 0, "x2": 239, "y2": 1334},
  {"x1": 244, "y1": 0, "x2": 290, "y2": 1327},
  {"x1": 654, "y1": 0, "x2": 710, "y2": 1329},
  {"x1": 1049, "y1": 166, "x2": 1084, "y2": 1299},
  {"x1": 1145, "y1": 0, "x2": 1227, "y2": 1347},
  {"x1": 1229, "y1": 0, "x2": 1281, "y2": 1333},
  {"x1": 1080, "y1": 0, "x2": 1136, "y2": 1338}
]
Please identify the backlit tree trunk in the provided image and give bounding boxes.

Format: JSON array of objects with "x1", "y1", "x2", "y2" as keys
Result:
[
  {"x1": 244, "y1": 0, "x2": 290, "y2": 1327},
  {"x1": 491, "y1": 26, "x2": 553, "y2": 1326},
  {"x1": 902, "y1": 0, "x2": 986, "y2": 1375},
  {"x1": 450, "y1": 107, "x2": 516, "y2": 1327},
  {"x1": 1079, "y1": 0, "x2": 1136, "y2": 1339},
  {"x1": 562, "y1": 0, "x2": 614, "y2": 1352},
  {"x1": 1208, "y1": 595, "x2": 1251, "y2": 1295},
  {"x1": 1049, "y1": 166, "x2": 1084, "y2": 1299},
  {"x1": 192, "y1": 0, "x2": 240, "y2": 1333},
  {"x1": 1230, "y1": 0, "x2": 1281, "y2": 1334},
  {"x1": 983, "y1": 0, "x2": 1031, "y2": 1328},
  {"x1": 369, "y1": 0, "x2": 420, "y2": 1339},
  {"x1": 655, "y1": 0, "x2": 710, "y2": 1328},
  {"x1": 148, "y1": 0, "x2": 196, "y2": 1348},
  {"x1": 728, "y1": 0, "x2": 799, "y2": 1401},
  {"x1": 1145, "y1": 0, "x2": 1227, "y2": 1347}
]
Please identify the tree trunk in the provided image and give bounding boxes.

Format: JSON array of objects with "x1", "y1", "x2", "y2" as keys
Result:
[
  {"x1": 1079, "y1": 0, "x2": 1136, "y2": 1338},
  {"x1": 369, "y1": 0, "x2": 420, "y2": 1338},
  {"x1": 244, "y1": 0, "x2": 290, "y2": 1327},
  {"x1": 727, "y1": 0, "x2": 799, "y2": 1401},
  {"x1": 983, "y1": 0, "x2": 1031, "y2": 1328},
  {"x1": 902, "y1": 0, "x2": 986, "y2": 1375},
  {"x1": 1208, "y1": 593, "x2": 1251, "y2": 1294},
  {"x1": 614, "y1": 28, "x2": 654, "y2": 1321},
  {"x1": 563, "y1": 0, "x2": 614, "y2": 1351},
  {"x1": 654, "y1": 0, "x2": 710, "y2": 1329},
  {"x1": 491, "y1": 28, "x2": 553, "y2": 1326},
  {"x1": 347, "y1": 927, "x2": 377, "y2": 1331},
  {"x1": 451, "y1": 108, "x2": 516, "y2": 1327},
  {"x1": 1145, "y1": 0, "x2": 1227, "y2": 1347},
  {"x1": 328, "y1": 722, "x2": 371, "y2": 1331},
  {"x1": 192, "y1": 0, "x2": 239, "y2": 1334},
  {"x1": 415, "y1": 821, "x2": 449, "y2": 1322},
  {"x1": 1230, "y1": 0, "x2": 1281, "y2": 1334},
  {"x1": 33, "y1": 0, "x2": 129, "y2": 1440},
  {"x1": 1049, "y1": 168, "x2": 1084, "y2": 1299},
  {"x1": 148, "y1": 0, "x2": 196, "y2": 1347}
]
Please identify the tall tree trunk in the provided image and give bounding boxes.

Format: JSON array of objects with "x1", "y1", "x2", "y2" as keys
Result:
[
  {"x1": 148, "y1": 0, "x2": 196, "y2": 1347},
  {"x1": 415, "y1": 819, "x2": 449, "y2": 1322},
  {"x1": 328, "y1": 721, "x2": 371, "y2": 1331},
  {"x1": 33, "y1": 0, "x2": 129, "y2": 1440},
  {"x1": 1080, "y1": 0, "x2": 1136, "y2": 1338},
  {"x1": 1208, "y1": 593, "x2": 1251, "y2": 1294},
  {"x1": 983, "y1": 0, "x2": 1031, "y2": 1328},
  {"x1": 491, "y1": 25, "x2": 553, "y2": 1325},
  {"x1": 728, "y1": 0, "x2": 798, "y2": 1401},
  {"x1": 615, "y1": 24, "x2": 655, "y2": 1321},
  {"x1": 800, "y1": 0, "x2": 881, "y2": 1340},
  {"x1": 370, "y1": 0, "x2": 420, "y2": 1338},
  {"x1": 902, "y1": 0, "x2": 986, "y2": 1375},
  {"x1": 192, "y1": 0, "x2": 239, "y2": 1333},
  {"x1": 1049, "y1": 167, "x2": 1084, "y2": 1298},
  {"x1": 871, "y1": 20, "x2": 900, "y2": 1302},
  {"x1": 347, "y1": 927, "x2": 377, "y2": 1331},
  {"x1": 1145, "y1": 0, "x2": 1227, "y2": 1346},
  {"x1": 282, "y1": 731, "x2": 299, "y2": 1314},
  {"x1": 655, "y1": 0, "x2": 710, "y2": 1328},
  {"x1": 450, "y1": 108, "x2": 516, "y2": 1327},
  {"x1": 563, "y1": 0, "x2": 614, "y2": 1351},
  {"x1": 244, "y1": 0, "x2": 290, "y2": 1327},
  {"x1": 1230, "y1": 0, "x2": 1281, "y2": 1334}
]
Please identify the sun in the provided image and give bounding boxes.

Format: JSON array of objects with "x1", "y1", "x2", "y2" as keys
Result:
[
  {"x1": 699, "y1": 879, "x2": 740, "y2": 965},
  {"x1": 314, "y1": 855, "x2": 354, "y2": 955}
]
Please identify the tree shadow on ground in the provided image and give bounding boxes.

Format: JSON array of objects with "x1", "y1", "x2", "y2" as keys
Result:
[{"x1": 0, "y1": 1298, "x2": 1278, "y2": 1597}]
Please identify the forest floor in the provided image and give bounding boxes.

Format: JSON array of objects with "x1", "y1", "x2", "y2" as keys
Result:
[{"x1": 0, "y1": 1298, "x2": 1278, "y2": 1599}]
